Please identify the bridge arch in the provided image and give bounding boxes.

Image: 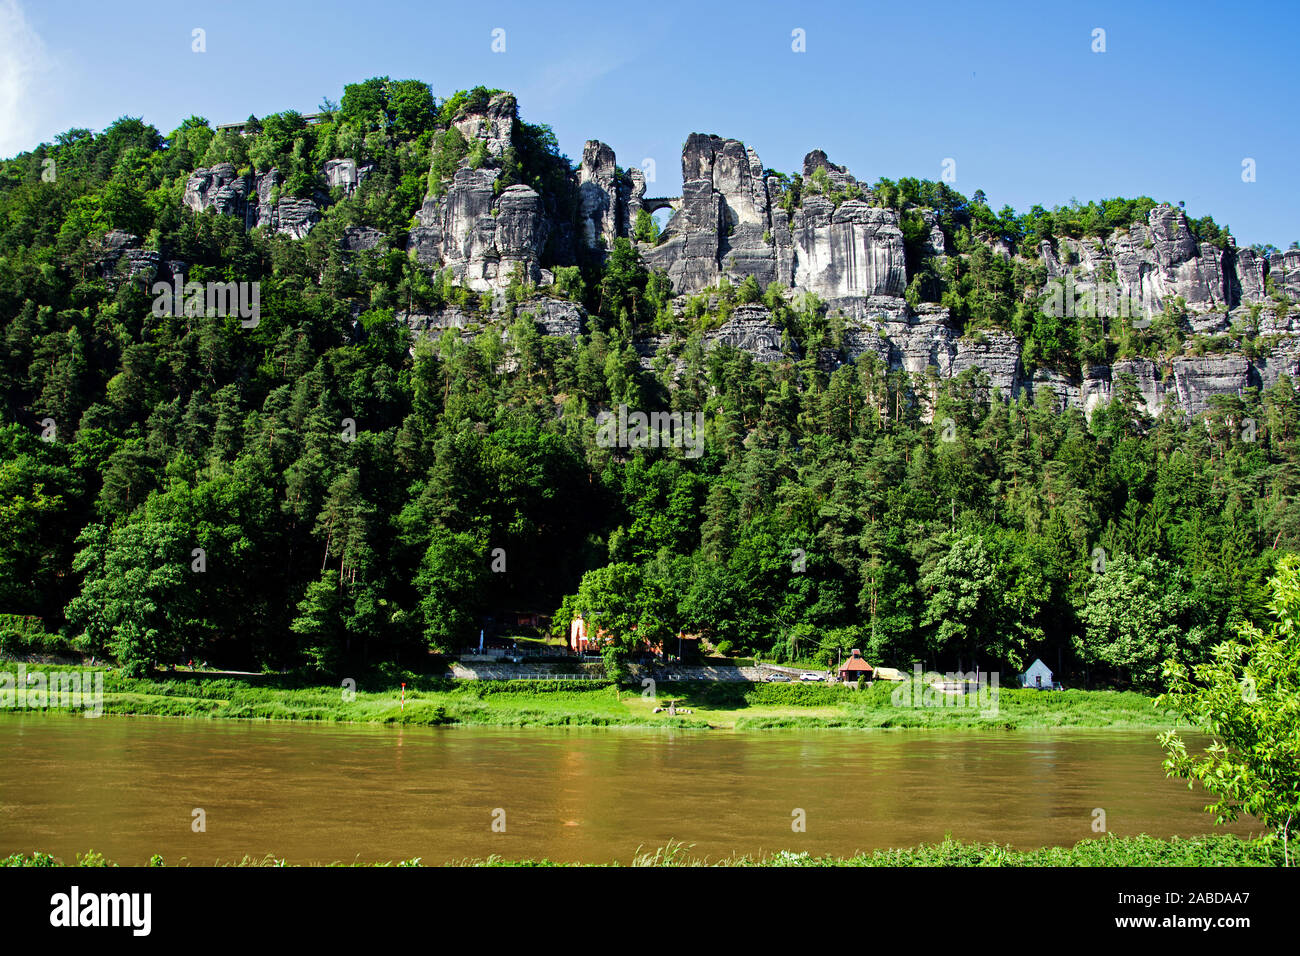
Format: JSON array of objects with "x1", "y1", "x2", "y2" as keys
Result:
[{"x1": 640, "y1": 196, "x2": 681, "y2": 215}]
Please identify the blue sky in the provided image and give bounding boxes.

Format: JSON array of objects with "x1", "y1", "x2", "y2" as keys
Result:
[{"x1": 3, "y1": 0, "x2": 1296, "y2": 247}]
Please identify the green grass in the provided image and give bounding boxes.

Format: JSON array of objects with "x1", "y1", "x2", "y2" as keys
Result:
[
  {"x1": 615, "y1": 834, "x2": 1285, "y2": 867},
  {"x1": 0, "y1": 663, "x2": 1173, "y2": 731},
  {"x1": 625, "y1": 680, "x2": 1170, "y2": 730},
  {"x1": 3, "y1": 834, "x2": 1281, "y2": 867}
]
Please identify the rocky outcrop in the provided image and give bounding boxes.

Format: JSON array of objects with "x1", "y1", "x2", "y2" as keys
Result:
[
  {"x1": 865, "y1": 308, "x2": 956, "y2": 377},
  {"x1": 266, "y1": 196, "x2": 321, "y2": 240},
  {"x1": 1256, "y1": 339, "x2": 1300, "y2": 392},
  {"x1": 401, "y1": 297, "x2": 587, "y2": 342},
  {"x1": 408, "y1": 168, "x2": 550, "y2": 291},
  {"x1": 705, "y1": 306, "x2": 785, "y2": 363},
  {"x1": 180, "y1": 104, "x2": 1300, "y2": 422},
  {"x1": 1127, "y1": 208, "x2": 1229, "y2": 312},
  {"x1": 494, "y1": 185, "x2": 550, "y2": 281},
  {"x1": 684, "y1": 133, "x2": 770, "y2": 230},
  {"x1": 1171, "y1": 355, "x2": 1254, "y2": 417},
  {"x1": 340, "y1": 226, "x2": 385, "y2": 253},
  {"x1": 1231, "y1": 243, "x2": 1268, "y2": 303},
  {"x1": 97, "y1": 230, "x2": 160, "y2": 285},
  {"x1": 803, "y1": 149, "x2": 858, "y2": 192},
  {"x1": 182, "y1": 159, "x2": 369, "y2": 238},
  {"x1": 402, "y1": 91, "x2": 557, "y2": 291},
  {"x1": 248, "y1": 169, "x2": 323, "y2": 237},
  {"x1": 519, "y1": 298, "x2": 586, "y2": 338},
  {"x1": 634, "y1": 333, "x2": 676, "y2": 371},
  {"x1": 182, "y1": 163, "x2": 250, "y2": 221},
  {"x1": 641, "y1": 138, "x2": 905, "y2": 312},
  {"x1": 400, "y1": 307, "x2": 478, "y2": 336},
  {"x1": 642, "y1": 182, "x2": 726, "y2": 293},
  {"x1": 578, "y1": 141, "x2": 619, "y2": 251},
  {"x1": 576, "y1": 140, "x2": 647, "y2": 254},
  {"x1": 950, "y1": 331, "x2": 1025, "y2": 399},
  {"x1": 642, "y1": 134, "x2": 770, "y2": 293},
  {"x1": 1268, "y1": 250, "x2": 1300, "y2": 300},
  {"x1": 322, "y1": 159, "x2": 373, "y2": 197},
  {"x1": 810, "y1": 303, "x2": 1300, "y2": 420},
  {"x1": 1042, "y1": 206, "x2": 1290, "y2": 328},
  {"x1": 1111, "y1": 359, "x2": 1165, "y2": 416},
  {"x1": 451, "y1": 92, "x2": 517, "y2": 160},
  {"x1": 790, "y1": 196, "x2": 906, "y2": 305},
  {"x1": 841, "y1": 323, "x2": 893, "y2": 369}
]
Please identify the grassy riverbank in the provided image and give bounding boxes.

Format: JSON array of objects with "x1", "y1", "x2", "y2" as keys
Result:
[
  {"x1": 0, "y1": 663, "x2": 1176, "y2": 730},
  {"x1": 2, "y1": 835, "x2": 1281, "y2": 867}
]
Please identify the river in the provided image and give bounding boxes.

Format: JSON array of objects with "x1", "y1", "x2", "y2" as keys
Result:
[{"x1": 0, "y1": 716, "x2": 1257, "y2": 864}]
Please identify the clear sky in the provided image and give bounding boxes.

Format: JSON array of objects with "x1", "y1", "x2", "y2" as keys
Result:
[{"x1": 3, "y1": 0, "x2": 1295, "y2": 247}]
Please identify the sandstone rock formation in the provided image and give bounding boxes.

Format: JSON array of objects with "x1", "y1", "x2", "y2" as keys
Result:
[
  {"x1": 322, "y1": 159, "x2": 373, "y2": 197},
  {"x1": 182, "y1": 163, "x2": 250, "y2": 222},
  {"x1": 520, "y1": 298, "x2": 585, "y2": 339},
  {"x1": 183, "y1": 160, "x2": 354, "y2": 238},
  {"x1": 452, "y1": 92, "x2": 517, "y2": 160},
  {"x1": 407, "y1": 168, "x2": 550, "y2": 291},
  {"x1": 1039, "y1": 205, "x2": 1297, "y2": 334},
  {"x1": 641, "y1": 138, "x2": 906, "y2": 317},
  {"x1": 705, "y1": 305, "x2": 786, "y2": 363},
  {"x1": 577, "y1": 140, "x2": 645, "y2": 252},
  {"x1": 340, "y1": 226, "x2": 385, "y2": 253},
  {"x1": 177, "y1": 105, "x2": 1300, "y2": 421},
  {"x1": 97, "y1": 230, "x2": 160, "y2": 285}
]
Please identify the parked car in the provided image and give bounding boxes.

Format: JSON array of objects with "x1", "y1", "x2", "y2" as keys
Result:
[
  {"x1": 800, "y1": 672, "x2": 826, "y2": 682},
  {"x1": 765, "y1": 673, "x2": 792, "y2": 682}
]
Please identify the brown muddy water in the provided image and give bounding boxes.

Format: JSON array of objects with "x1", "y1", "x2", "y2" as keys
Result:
[{"x1": 0, "y1": 717, "x2": 1258, "y2": 864}]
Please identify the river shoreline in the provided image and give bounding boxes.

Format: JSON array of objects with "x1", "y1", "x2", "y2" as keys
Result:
[
  {"x1": 4, "y1": 834, "x2": 1281, "y2": 867},
  {"x1": 0, "y1": 663, "x2": 1177, "y2": 731}
]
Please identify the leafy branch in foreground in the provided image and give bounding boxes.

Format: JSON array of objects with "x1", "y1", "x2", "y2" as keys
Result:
[{"x1": 1158, "y1": 553, "x2": 1300, "y2": 865}]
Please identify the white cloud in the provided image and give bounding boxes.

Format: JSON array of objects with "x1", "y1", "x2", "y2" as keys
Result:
[{"x1": 0, "y1": 0, "x2": 53, "y2": 157}]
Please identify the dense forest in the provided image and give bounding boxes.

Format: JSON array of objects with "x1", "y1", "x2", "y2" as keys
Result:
[{"x1": 1, "y1": 76, "x2": 1297, "y2": 687}]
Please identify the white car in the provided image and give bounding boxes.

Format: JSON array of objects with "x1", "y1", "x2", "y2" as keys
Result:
[{"x1": 799, "y1": 672, "x2": 825, "y2": 682}]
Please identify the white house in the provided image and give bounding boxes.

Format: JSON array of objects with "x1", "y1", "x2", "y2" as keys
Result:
[{"x1": 1020, "y1": 658, "x2": 1054, "y2": 689}]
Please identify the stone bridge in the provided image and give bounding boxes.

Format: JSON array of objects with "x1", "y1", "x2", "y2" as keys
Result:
[{"x1": 641, "y1": 196, "x2": 681, "y2": 215}]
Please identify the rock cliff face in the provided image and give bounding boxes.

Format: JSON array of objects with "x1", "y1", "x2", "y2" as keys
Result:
[
  {"x1": 1039, "y1": 206, "x2": 1300, "y2": 337},
  {"x1": 413, "y1": 119, "x2": 1300, "y2": 417},
  {"x1": 452, "y1": 92, "x2": 517, "y2": 160},
  {"x1": 322, "y1": 159, "x2": 373, "y2": 197},
  {"x1": 788, "y1": 197, "x2": 906, "y2": 304},
  {"x1": 183, "y1": 162, "x2": 334, "y2": 237},
  {"x1": 183, "y1": 164, "x2": 249, "y2": 219},
  {"x1": 96, "y1": 230, "x2": 161, "y2": 285},
  {"x1": 403, "y1": 95, "x2": 575, "y2": 292},
  {"x1": 407, "y1": 169, "x2": 551, "y2": 291},
  {"x1": 705, "y1": 305, "x2": 785, "y2": 363},
  {"x1": 639, "y1": 136, "x2": 907, "y2": 311},
  {"x1": 178, "y1": 103, "x2": 1300, "y2": 420},
  {"x1": 577, "y1": 140, "x2": 645, "y2": 252},
  {"x1": 827, "y1": 311, "x2": 1292, "y2": 420}
]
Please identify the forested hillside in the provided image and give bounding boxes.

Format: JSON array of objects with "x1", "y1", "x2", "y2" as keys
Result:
[{"x1": 2, "y1": 77, "x2": 1298, "y2": 686}]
